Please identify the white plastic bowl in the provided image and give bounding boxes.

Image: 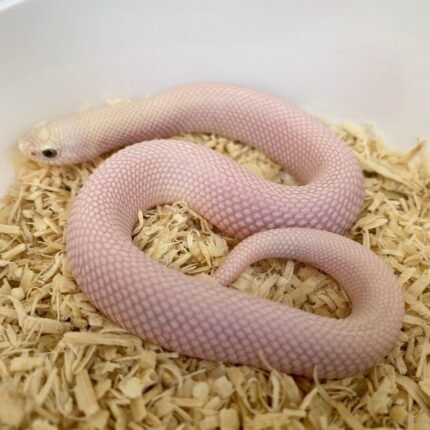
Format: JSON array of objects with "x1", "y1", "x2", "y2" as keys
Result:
[{"x1": 1, "y1": 0, "x2": 429, "y2": 196}]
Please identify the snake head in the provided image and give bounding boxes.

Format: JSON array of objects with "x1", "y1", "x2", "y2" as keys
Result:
[
  {"x1": 18, "y1": 120, "x2": 85, "y2": 165},
  {"x1": 19, "y1": 122, "x2": 65, "y2": 165}
]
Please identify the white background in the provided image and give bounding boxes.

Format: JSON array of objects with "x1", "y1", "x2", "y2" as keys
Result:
[{"x1": 1, "y1": 0, "x2": 429, "y2": 195}]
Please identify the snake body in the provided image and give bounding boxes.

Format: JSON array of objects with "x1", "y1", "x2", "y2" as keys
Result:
[{"x1": 20, "y1": 83, "x2": 403, "y2": 378}]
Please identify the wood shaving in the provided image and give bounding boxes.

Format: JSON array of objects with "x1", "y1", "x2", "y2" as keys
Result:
[{"x1": 0, "y1": 122, "x2": 429, "y2": 429}]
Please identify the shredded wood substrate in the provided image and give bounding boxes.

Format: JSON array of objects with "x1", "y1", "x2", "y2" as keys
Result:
[{"x1": 0, "y1": 121, "x2": 429, "y2": 430}]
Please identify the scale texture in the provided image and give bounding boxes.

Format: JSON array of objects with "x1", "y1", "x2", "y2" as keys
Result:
[{"x1": 21, "y1": 83, "x2": 404, "y2": 377}]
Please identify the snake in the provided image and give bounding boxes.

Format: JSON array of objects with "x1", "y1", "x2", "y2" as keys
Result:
[{"x1": 19, "y1": 82, "x2": 404, "y2": 378}]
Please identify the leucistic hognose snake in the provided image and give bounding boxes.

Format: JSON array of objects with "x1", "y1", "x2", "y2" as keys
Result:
[{"x1": 20, "y1": 83, "x2": 404, "y2": 378}]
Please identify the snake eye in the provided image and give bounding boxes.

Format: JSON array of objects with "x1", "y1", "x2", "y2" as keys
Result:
[{"x1": 42, "y1": 148, "x2": 58, "y2": 159}]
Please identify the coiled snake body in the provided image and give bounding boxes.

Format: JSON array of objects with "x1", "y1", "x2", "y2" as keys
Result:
[{"x1": 20, "y1": 83, "x2": 403, "y2": 378}]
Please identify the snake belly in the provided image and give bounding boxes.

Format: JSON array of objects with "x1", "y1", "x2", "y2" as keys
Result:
[{"x1": 62, "y1": 83, "x2": 403, "y2": 378}]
